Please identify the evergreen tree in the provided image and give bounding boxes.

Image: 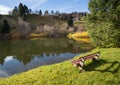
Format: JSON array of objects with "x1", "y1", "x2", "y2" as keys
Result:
[
  {"x1": 12, "y1": 6, "x2": 18, "y2": 16},
  {"x1": 39, "y1": 10, "x2": 42, "y2": 16},
  {"x1": 67, "y1": 15, "x2": 73, "y2": 27},
  {"x1": 18, "y1": 3, "x2": 24, "y2": 17},
  {"x1": 51, "y1": 10, "x2": 54, "y2": 15},
  {"x1": 86, "y1": 0, "x2": 120, "y2": 47},
  {"x1": 1, "y1": 19, "x2": 10, "y2": 34},
  {"x1": 24, "y1": 5, "x2": 29, "y2": 14}
]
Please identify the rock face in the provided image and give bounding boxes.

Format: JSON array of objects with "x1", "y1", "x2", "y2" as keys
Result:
[
  {"x1": 17, "y1": 17, "x2": 31, "y2": 36},
  {"x1": 35, "y1": 23, "x2": 77, "y2": 37}
]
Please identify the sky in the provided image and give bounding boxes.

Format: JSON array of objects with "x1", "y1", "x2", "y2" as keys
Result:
[{"x1": 0, "y1": 0, "x2": 89, "y2": 14}]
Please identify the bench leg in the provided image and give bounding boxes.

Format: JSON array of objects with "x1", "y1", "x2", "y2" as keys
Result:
[
  {"x1": 78, "y1": 61, "x2": 84, "y2": 72},
  {"x1": 92, "y1": 56, "x2": 99, "y2": 61},
  {"x1": 78, "y1": 66, "x2": 83, "y2": 72}
]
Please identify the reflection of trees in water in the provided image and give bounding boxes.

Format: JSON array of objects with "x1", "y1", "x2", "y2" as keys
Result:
[
  {"x1": 67, "y1": 39, "x2": 94, "y2": 53},
  {"x1": 0, "y1": 41, "x2": 12, "y2": 65},
  {"x1": 72, "y1": 41, "x2": 94, "y2": 53},
  {"x1": 0, "y1": 38, "x2": 93, "y2": 65}
]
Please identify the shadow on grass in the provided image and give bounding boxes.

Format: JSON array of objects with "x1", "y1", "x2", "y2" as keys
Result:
[{"x1": 84, "y1": 59, "x2": 120, "y2": 73}]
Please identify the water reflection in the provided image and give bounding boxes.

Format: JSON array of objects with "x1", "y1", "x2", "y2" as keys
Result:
[
  {"x1": 0, "y1": 53, "x2": 78, "y2": 78},
  {"x1": 0, "y1": 38, "x2": 94, "y2": 78}
]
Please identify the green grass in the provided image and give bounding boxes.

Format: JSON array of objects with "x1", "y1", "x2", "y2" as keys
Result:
[
  {"x1": 74, "y1": 21, "x2": 86, "y2": 27},
  {"x1": 25, "y1": 14, "x2": 64, "y2": 26},
  {"x1": 0, "y1": 14, "x2": 64, "y2": 29},
  {"x1": 0, "y1": 48, "x2": 120, "y2": 85}
]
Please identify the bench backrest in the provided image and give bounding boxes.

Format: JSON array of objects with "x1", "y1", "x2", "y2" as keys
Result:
[
  {"x1": 71, "y1": 52, "x2": 100, "y2": 66},
  {"x1": 82, "y1": 52, "x2": 100, "y2": 60}
]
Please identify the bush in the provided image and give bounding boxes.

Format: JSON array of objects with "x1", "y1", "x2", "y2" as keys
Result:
[
  {"x1": 86, "y1": 0, "x2": 120, "y2": 48},
  {"x1": 67, "y1": 15, "x2": 73, "y2": 27},
  {"x1": 87, "y1": 21, "x2": 120, "y2": 47},
  {"x1": 1, "y1": 19, "x2": 10, "y2": 34}
]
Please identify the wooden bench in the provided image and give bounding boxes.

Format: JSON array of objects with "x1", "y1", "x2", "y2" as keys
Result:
[{"x1": 71, "y1": 52, "x2": 100, "y2": 72}]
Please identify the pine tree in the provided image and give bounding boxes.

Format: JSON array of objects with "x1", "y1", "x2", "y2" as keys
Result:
[
  {"x1": 24, "y1": 5, "x2": 29, "y2": 15},
  {"x1": 39, "y1": 10, "x2": 42, "y2": 16},
  {"x1": 18, "y1": 3, "x2": 24, "y2": 17},
  {"x1": 51, "y1": 10, "x2": 54, "y2": 15},
  {"x1": 12, "y1": 6, "x2": 18, "y2": 16},
  {"x1": 1, "y1": 19, "x2": 10, "y2": 34},
  {"x1": 67, "y1": 15, "x2": 73, "y2": 27}
]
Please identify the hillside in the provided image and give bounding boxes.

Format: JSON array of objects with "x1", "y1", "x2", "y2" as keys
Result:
[
  {"x1": 0, "y1": 14, "x2": 86, "y2": 38},
  {"x1": 0, "y1": 14, "x2": 64, "y2": 29},
  {"x1": 0, "y1": 14, "x2": 68, "y2": 38},
  {"x1": 25, "y1": 14, "x2": 64, "y2": 26}
]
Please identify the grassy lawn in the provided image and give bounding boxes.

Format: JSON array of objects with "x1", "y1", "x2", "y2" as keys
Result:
[
  {"x1": 25, "y1": 14, "x2": 64, "y2": 26},
  {"x1": 0, "y1": 48, "x2": 120, "y2": 85}
]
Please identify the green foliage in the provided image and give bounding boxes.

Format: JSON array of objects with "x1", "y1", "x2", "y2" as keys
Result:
[
  {"x1": 23, "y1": 5, "x2": 29, "y2": 15},
  {"x1": 0, "y1": 48, "x2": 120, "y2": 85},
  {"x1": 39, "y1": 10, "x2": 42, "y2": 16},
  {"x1": 18, "y1": 3, "x2": 25, "y2": 17},
  {"x1": 67, "y1": 15, "x2": 73, "y2": 27},
  {"x1": 1, "y1": 19, "x2": 10, "y2": 34},
  {"x1": 18, "y1": 3, "x2": 29, "y2": 17},
  {"x1": 87, "y1": 22, "x2": 120, "y2": 47},
  {"x1": 86, "y1": 0, "x2": 120, "y2": 47},
  {"x1": 12, "y1": 6, "x2": 18, "y2": 16},
  {"x1": 25, "y1": 14, "x2": 64, "y2": 26}
]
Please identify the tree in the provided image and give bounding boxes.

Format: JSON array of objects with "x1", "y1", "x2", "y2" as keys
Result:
[
  {"x1": 12, "y1": 3, "x2": 29, "y2": 17},
  {"x1": 44, "y1": 10, "x2": 49, "y2": 16},
  {"x1": 51, "y1": 10, "x2": 54, "y2": 15},
  {"x1": 12, "y1": 6, "x2": 18, "y2": 16},
  {"x1": 67, "y1": 15, "x2": 73, "y2": 27},
  {"x1": 24, "y1": 5, "x2": 29, "y2": 14},
  {"x1": 86, "y1": 0, "x2": 120, "y2": 47},
  {"x1": 18, "y1": 3, "x2": 24, "y2": 17},
  {"x1": 1, "y1": 19, "x2": 10, "y2": 34},
  {"x1": 39, "y1": 10, "x2": 42, "y2": 16}
]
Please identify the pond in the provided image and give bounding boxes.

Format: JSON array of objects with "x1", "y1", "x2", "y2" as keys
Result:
[{"x1": 0, "y1": 38, "x2": 93, "y2": 78}]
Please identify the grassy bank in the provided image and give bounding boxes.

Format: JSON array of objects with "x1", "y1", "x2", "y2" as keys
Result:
[{"x1": 0, "y1": 48, "x2": 120, "y2": 85}]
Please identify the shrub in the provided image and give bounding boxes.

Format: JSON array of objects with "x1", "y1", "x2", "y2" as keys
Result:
[
  {"x1": 87, "y1": 22, "x2": 120, "y2": 47},
  {"x1": 67, "y1": 15, "x2": 73, "y2": 27},
  {"x1": 86, "y1": 0, "x2": 120, "y2": 47},
  {"x1": 1, "y1": 19, "x2": 10, "y2": 34}
]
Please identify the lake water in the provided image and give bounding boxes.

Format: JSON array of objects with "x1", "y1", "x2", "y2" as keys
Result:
[{"x1": 0, "y1": 38, "x2": 93, "y2": 78}]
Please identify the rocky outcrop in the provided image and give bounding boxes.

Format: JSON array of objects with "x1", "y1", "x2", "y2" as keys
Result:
[
  {"x1": 17, "y1": 17, "x2": 31, "y2": 36},
  {"x1": 35, "y1": 23, "x2": 77, "y2": 37}
]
